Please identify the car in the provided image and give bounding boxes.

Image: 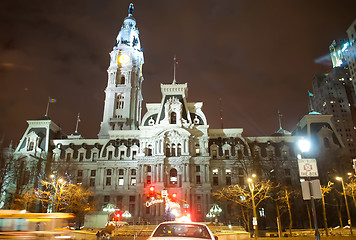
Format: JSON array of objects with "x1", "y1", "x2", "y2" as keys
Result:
[{"x1": 148, "y1": 221, "x2": 218, "y2": 240}]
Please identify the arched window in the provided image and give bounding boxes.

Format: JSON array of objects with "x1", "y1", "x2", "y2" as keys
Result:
[
  {"x1": 147, "y1": 145, "x2": 153, "y2": 156},
  {"x1": 177, "y1": 144, "x2": 182, "y2": 156},
  {"x1": 119, "y1": 76, "x2": 125, "y2": 84},
  {"x1": 117, "y1": 95, "x2": 124, "y2": 109},
  {"x1": 170, "y1": 112, "x2": 177, "y2": 124},
  {"x1": 169, "y1": 168, "x2": 178, "y2": 185},
  {"x1": 171, "y1": 144, "x2": 176, "y2": 156},
  {"x1": 166, "y1": 144, "x2": 171, "y2": 157},
  {"x1": 195, "y1": 144, "x2": 200, "y2": 156}
]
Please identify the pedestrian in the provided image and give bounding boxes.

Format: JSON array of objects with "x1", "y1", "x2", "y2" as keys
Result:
[{"x1": 96, "y1": 230, "x2": 101, "y2": 240}]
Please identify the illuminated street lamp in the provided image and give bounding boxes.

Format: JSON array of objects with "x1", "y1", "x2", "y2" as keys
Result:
[
  {"x1": 208, "y1": 204, "x2": 222, "y2": 224},
  {"x1": 336, "y1": 176, "x2": 353, "y2": 236},
  {"x1": 248, "y1": 176, "x2": 258, "y2": 239},
  {"x1": 297, "y1": 138, "x2": 320, "y2": 240},
  {"x1": 122, "y1": 210, "x2": 132, "y2": 219}
]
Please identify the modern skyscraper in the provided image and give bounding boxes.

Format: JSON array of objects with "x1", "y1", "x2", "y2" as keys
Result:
[
  {"x1": 346, "y1": 19, "x2": 356, "y2": 93},
  {"x1": 311, "y1": 23, "x2": 356, "y2": 158}
]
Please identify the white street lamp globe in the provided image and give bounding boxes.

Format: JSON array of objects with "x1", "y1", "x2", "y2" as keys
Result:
[{"x1": 298, "y1": 139, "x2": 311, "y2": 153}]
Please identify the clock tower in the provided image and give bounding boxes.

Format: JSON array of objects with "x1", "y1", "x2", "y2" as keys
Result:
[{"x1": 99, "y1": 3, "x2": 144, "y2": 138}]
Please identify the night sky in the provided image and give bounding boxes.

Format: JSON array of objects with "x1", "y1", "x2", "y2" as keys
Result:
[{"x1": 1, "y1": 0, "x2": 356, "y2": 146}]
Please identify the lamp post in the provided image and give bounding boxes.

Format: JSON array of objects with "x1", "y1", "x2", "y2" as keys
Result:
[
  {"x1": 208, "y1": 204, "x2": 222, "y2": 224},
  {"x1": 206, "y1": 212, "x2": 216, "y2": 222},
  {"x1": 297, "y1": 139, "x2": 320, "y2": 240},
  {"x1": 248, "y1": 175, "x2": 258, "y2": 239},
  {"x1": 336, "y1": 177, "x2": 353, "y2": 236}
]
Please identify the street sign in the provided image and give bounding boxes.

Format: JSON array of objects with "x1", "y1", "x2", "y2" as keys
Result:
[
  {"x1": 298, "y1": 158, "x2": 318, "y2": 177},
  {"x1": 253, "y1": 217, "x2": 258, "y2": 226},
  {"x1": 301, "y1": 179, "x2": 322, "y2": 200},
  {"x1": 161, "y1": 190, "x2": 168, "y2": 198}
]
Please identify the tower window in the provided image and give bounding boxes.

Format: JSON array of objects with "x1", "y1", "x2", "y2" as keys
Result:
[
  {"x1": 118, "y1": 75, "x2": 125, "y2": 85},
  {"x1": 117, "y1": 95, "x2": 124, "y2": 109}
]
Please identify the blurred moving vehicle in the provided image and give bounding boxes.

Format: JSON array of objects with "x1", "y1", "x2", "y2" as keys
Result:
[
  {"x1": 0, "y1": 210, "x2": 74, "y2": 239},
  {"x1": 148, "y1": 221, "x2": 218, "y2": 240}
]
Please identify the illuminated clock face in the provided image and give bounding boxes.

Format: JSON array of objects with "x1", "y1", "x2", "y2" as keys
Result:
[{"x1": 118, "y1": 54, "x2": 130, "y2": 64}]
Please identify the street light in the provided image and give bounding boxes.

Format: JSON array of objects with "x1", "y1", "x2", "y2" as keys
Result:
[
  {"x1": 207, "y1": 204, "x2": 222, "y2": 224},
  {"x1": 297, "y1": 138, "x2": 320, "y2": 240},
  {"x1": 206, "y1": 212, "x2": 216, "y2": 221},
  {"x1": 336, "y1": 176, "x2": 353, "y2": 236},
  {"x1": 248, "y1": 176, "x2": 258, "y2": 239}
]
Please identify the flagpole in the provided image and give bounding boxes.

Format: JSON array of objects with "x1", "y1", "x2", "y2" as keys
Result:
[
  {"x1": 45, "y1": 97, "x2": 50, "y2": 116},
  {"x1": 278, "y1": 110, "x2": 282, "y2": 129},
  {"x1": 173, "y1": 55, "x2": 177, "y2": 84},
  {"x1": 75, "y1": 113, "x2": 80, "y2": 134}
]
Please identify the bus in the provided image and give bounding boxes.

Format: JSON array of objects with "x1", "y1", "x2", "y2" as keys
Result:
[{"x1": 0, "y1": 210, "x2": 74, "y2": 239}]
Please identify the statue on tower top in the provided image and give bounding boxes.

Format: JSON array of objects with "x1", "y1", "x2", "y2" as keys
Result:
[{"x1": 128, "y1": 3, "x2": 134, "y2": 16}]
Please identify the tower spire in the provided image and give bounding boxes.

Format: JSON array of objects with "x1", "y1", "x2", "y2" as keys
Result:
[
  {"x1": 98, "y1": 3, "x2": 144, "y2": 138},
  {"x1": 219, "y1": 97, "x2": 223, "y2": 129},
  {"x1": 278, "y1": 110, "x2": 283, "y2": 129},
  {"x1": 75, "y1": 113, "x2": 81, "y2": 134},
  {"x1": 128, "y1": 3, "x2": 134, "y2": 16}
]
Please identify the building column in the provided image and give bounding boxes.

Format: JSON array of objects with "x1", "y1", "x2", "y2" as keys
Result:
[
  {"x1": 160, "y1": 164, "x2": 164, "y2": 182},
  {"x1": 186, "y1": 163, "x2": 190, "y2": 182},
  {"x1": 185, "y1": 140, "x2": 189, "y2": 154},
  {"x1": 137, "y1": 165, "x2": 141, "y2": 183},
  {"x1": 205, "y1": 165, "x2": 209, "y2": 183},
  {"x1": 141, "y1": 165, "x2": 145, "y2": 183}
]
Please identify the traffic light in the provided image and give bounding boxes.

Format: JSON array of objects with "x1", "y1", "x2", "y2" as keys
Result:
[
  {"x1": 148, "y1": 186, "x2": 155, "y2": 197},
  {"x1": 171, "y1": 193, "x2": 177, "y2": 202},
  {"x1": 112, "y1": 210, "x2": 122, "y2": 221}
]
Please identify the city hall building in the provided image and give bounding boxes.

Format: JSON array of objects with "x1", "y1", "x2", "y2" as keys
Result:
[{"x1": 13, "y1": 4, "x2": 346, "y2": 225}]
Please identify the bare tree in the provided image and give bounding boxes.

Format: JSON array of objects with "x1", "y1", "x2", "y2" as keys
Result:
[
  {"x1": 11, "y1": 189, "x2": 37, "y2": 211},
  {"x1": 320, "y1": 181, "x2": 333, "y2": 236},
  {"x1": 35, "y1": 175, "x2": 94, "y2": 214},
  {"x1": 344, "y1": 177, "x2": 356, "y2": 208},
  {"x1": 274, "y1": 186, "x2": 299, "y2": 236},
  {"x1": 213, "y1": 180, "x2": 272, "y2": 238}
]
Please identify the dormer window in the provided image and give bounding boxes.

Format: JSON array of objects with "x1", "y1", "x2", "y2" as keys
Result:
[
  {"x1": 170, "y1": 112, "x2": 177, "y2": 124},
  {"x1": 148, "y1": 117, "x2": 155, "y2": 126},
  {"x1": 193, "y1": 116, "x2": 200, "y2": 125},
  {"x1": 28, "y1": 141, "x2": 34, "y2": 151}
]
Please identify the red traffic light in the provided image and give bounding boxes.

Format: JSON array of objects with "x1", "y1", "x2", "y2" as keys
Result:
[
  {"x1": 111, "y1": 210, "x2": 122, "y2": 221},
  {"x1": 170, "y1": 193, "x2": 177, "y2": 202},
  {"x1": 148, "y1": 186, "x2": 156, "y2": 197}
]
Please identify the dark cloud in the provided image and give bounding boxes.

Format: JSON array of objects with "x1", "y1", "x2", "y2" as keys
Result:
[{"x1": 0, "y1": 0, "x2": 356, "y2": 145}]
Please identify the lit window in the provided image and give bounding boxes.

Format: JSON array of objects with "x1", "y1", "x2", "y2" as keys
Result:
[
  {"x1": 225, "y1": 169, "x2": 231, "y2": 175},
  {"x1": 213, "y1": 169, "x2": 218, "y2": 175},
  {"x1": 119, "y1": 177, "x2": 124, "y2": 186},
  {"x1": 130, "y1": 177, "x2": 136, "y2": 186}
]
